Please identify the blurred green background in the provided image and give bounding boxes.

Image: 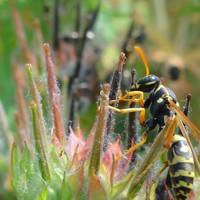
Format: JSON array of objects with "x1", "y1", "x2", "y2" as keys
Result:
[
  {"x1": 0, "y1": 0, "x2": 200, "y2": 127},
  {"x1": 0, "y1": 0, "x2": 199, "y2": 199}
]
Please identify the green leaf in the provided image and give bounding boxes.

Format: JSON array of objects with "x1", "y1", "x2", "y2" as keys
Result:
[
  {"x1": 11, "y1": 142, "x2": 20, "y2": 192},
  {"x1": 88, "y1": 85, "x2": 110, "y2": 176},
  {"x1": 61, "y1": 167, "x2": 85, "y2": 200},
  {"x1": 27, "y1": 65, "x2": 49, "y2": 158},
  {"x1": 11, "y1": 143, "x2": 46, "y2": 200},
  {"x1": 110, "y1": 170, "x2": 135, "y2": 199},
  {"x1": 31, "y1": 102, "x2": 51, "y2": 181},
  {"x1": 37, "y1": 188, "x2": 48, "y2": 200}
]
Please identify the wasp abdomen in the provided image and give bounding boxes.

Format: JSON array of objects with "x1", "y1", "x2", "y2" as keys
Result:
[{"x1": 168, "y1": 135, "x2": 194, "y2": 200}]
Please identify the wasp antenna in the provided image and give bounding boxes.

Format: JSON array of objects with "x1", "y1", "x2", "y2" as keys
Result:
[{"x1": 134, "y1": 46, "x2": 150, "y2": 76}]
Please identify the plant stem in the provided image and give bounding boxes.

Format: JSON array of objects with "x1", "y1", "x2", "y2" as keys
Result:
[
  {"x1": 104, "y1": 52, "x2": 126, "y2": 150},
  {"x1": 27, "y1": 64, "x2": 48, "y2": 150},
  {"x1": 121, "y1": 22, "x2": 134, "y2": 58},
  {"x1": 12, "y1": 64, "x2": 31, "y2": 149},
  {"x1": 9, "y1": 0, "x2": 36, "y2": 65},
  {"x1": 43, "y1": 43, "x2": 65, "y2": 143},
  {"x1": 89, "y1": 84, "x2": 110, "y2": 176},
  {"x1": 30, "y1": 101, "x2": 51, "y2": 181},
  {"x1": 127, "y1": 69, "x2": 137, "y2": 164},
  {"x1": 67, "y1": 1, "x2": 101, "y2": 126},
  {"x1": 53, "y1": 0, "x2": 59, "y2": 51}
]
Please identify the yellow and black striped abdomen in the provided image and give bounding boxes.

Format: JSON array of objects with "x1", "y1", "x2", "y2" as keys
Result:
[{"x1": 167, "y1": 134, "x2": 194, "y2": 200}]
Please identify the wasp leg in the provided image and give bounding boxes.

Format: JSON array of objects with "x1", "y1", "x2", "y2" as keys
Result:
[
  {"x1": 145, "y1": 118, "x2": 158, "y2": 134},
  {"x1": 139, "y1": 109, "x2": 145, "y2": 126},
  {"x1": 119, "y1": 133, "x2": 147, "y2": 160},
  {"x1": 157, "y1": 115, "x2": 166, "y2": 133},
  {"x1": 122, "y1": 91, "x2": 144, "y2": 98},
  {"x1": 110, "y1": 98, "x2": 141, "y2": 104},
  {"x1": 121, "y1": 91, "x2": 144, "y2": 106},
  {"x1": 108, "y1": 106, "x2": 146, "y2": 125},
  {"x1": 110, "y1": 91, "x2": 144, "y2": 105},
  {"x1": 108, "y1": 106, "x2": 145, "y2": 114}
]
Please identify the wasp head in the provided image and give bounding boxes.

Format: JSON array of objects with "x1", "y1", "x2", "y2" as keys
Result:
[{"x1": 131, "y1": 74, "x2": 160, "y2": 92}]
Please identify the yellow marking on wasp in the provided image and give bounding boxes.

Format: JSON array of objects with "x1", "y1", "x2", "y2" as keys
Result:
[
  {"x1": 169, "y1": 158, "x2": 194, "y2": 165},
  {"x1": 176, "y1": 191, "x2": 189, "y2": 197},
  {"x1": 170, "y1": 170, "x2": 194, "y2": 178},
  {"x1": 157, "y1": 98, "x2": 163, "y2": 103},
  {"x1": 176, "y1": 192, "x2": 187, "y2": 196},
  {"x1": 154, "y1": 84, "x2": 163, "y2": 94},
  {"x1": 172, "y1": 181, "x2": 193, "y2": 189},
  {"x1": 172, "y1": 134, "x2": 187, "y2": 143},
  {"x1": 145, "y1": 81, "x2": 156, "y2": 85},
  {"x1": 163, "y1": 87, "x2": 170, "y2": 97},
  {"x1": 169, "y1": 143, "x2": 193, "y2": 165},
  {"x1": 154, "y1": 85, "x2": 171, "y2": 101}
]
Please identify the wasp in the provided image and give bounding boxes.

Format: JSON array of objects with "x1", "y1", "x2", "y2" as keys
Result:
[
  {"x1": 156, "y1": 133, "x2": 194, "y2": 200},
  {"x1": 155, "y1": 95, "x2": 195, "y2": 200},
  {"x1": 108, "y1": 45, "x2": 200, "y2": 146},
  {"x1": 108, "y1": 46, "x2": 177, "y2": 134},
  {"x1": 166, "y1": 134, "x2": 194, "y2": 200},
  {"x1": 108, "y1": 46, "x2": 200, "y2": 199}
]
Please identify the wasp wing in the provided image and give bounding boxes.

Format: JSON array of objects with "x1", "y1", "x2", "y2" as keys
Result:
[
  {"x1": 178, "y1": 119, "x2": 200, "y2": 175},
  {"x1": 168, "y1": 99, "x2": 200, "y2": 142},
  {"x1": 164, "y1": 117, "x2": 178, "y2": 148}
]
